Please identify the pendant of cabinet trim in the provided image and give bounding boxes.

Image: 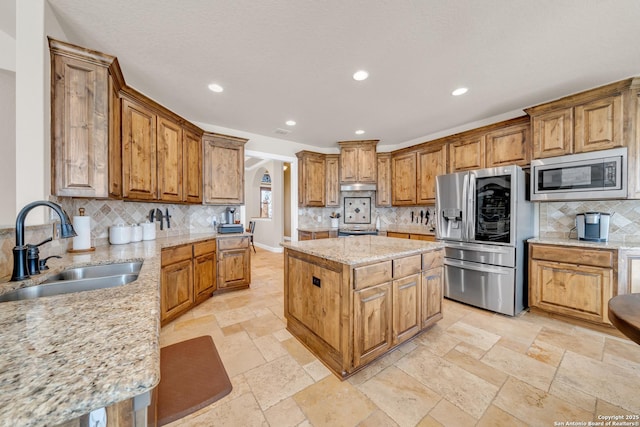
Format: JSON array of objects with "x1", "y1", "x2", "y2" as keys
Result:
[{"x1": 203, "y1": 133, "x2": 247, "y2": 205}]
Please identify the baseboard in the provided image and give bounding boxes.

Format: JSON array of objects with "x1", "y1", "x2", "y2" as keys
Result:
[{"x1": 254, "y1": 242, "x2": 283, "y2": 253}]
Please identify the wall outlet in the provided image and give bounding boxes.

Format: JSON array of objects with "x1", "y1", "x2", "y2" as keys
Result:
[
  {"x1": 52, "y1": 222, "x2": 61, "y2": 240},
  {"x1": 317, "y1": 215, "x2": 322, "y2": 222}
]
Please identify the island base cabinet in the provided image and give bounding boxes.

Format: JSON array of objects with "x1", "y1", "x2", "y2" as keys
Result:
[
  {"x1": 354, "y1": 282, "x2": 392, "y2": 367},
  {"x1": 422, "y1": 267, "x2": 443, "y2": 327},
  {"x1": 392, "y1": 274, "x2": 421, "y2": 346}
]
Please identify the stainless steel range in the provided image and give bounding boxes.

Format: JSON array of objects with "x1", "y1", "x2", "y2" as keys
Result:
[
  {"x1": 435, "y1": 165, "x2": 533, "y2": 316},
  {"x1": 338, "y1": 226, "x2": 378, "y2": 237}
]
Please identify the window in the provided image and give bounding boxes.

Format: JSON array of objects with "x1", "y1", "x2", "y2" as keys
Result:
[{"x1": 260, "y1": 171, "x2": 272, "y2": 218}]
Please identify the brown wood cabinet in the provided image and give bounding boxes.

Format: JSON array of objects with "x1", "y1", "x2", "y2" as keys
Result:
[
  {"x1": 422, "y1": 250, "x2": 444, "y2": 326},
  {"x1": 298, "y1": 230, "x2": 337, "y2": 240},
  {"x1": 50, "y1": 38, "x2": 121, "y2": 199},
  {"x1": 448, "y1": 134, "x2": 485, "y2": 172},
  {"x1": 529, "y1": 243, "x2": 617, "y2": 326},
  {"x1": 121, "y1": 97, "x2": 157, "y2": 200},
  {"x1": 417, "y1": 144, "x2": 447, "y2": 204},
  {"x1": 161, "y1": 239, "x2": 217, "y2": 325},
  {"x1": 157, "y1": 116, "x2": 184, "y2": 202},
  {"x1": 376, "y1": 153, "x2": 392, "y2": 207},
  {"x1": 526, "y1": 80, "x2": 635, "y2": 159},
  {"x1": 390, "y1": 142, "x2": 446, "y2": 206},
  {"x1": 217, "y1": 235, "x2": 251, "y2": 292},
  {"x1": 387, "y1": 231, "x2": 436, "y2": 241},
  {"x1": 325, "y1": 154, "x2": 340, "y2": 207},
  {"x1": 203, "y1": 133, "x2": 247, "y2": 205},
  {"x1": 182, "y1": 128, "x2": 203, "y2": 203},
  {"x1": 391, "y1": 151, "x2": 418, "y2": 205},
  {"x1": 354, "y1": 282, "x2": 392, "y2": 367},
  {"x1": 296, "y1": 151, "x2": 326, "y2": 207},
  {"x1": 338, "y1": 140, "x2": 378, "y2": 184}
]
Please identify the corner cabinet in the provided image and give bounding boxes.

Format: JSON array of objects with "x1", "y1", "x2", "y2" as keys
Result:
[
  {"x1": 296, "y1": 151, "x2": 326, "y2": 207},
  {"x1": 529, "y1": 243, "x2": 617, "y2": 327},
  {"x1": 376, "y1": 153, "x2": 392, "y2": 207},
  {"x1": 49, "y1": 38, "x2": 122, "y2": 198},
  {"x1": 338, "y1": 140, "x2": 378, "y2": 184},
  {"x1": 325, "y1": 154, "x2": 340, "y2": 207},
  {"x1": 203, "y1": 133, "x2": 247, "y2": 205}
]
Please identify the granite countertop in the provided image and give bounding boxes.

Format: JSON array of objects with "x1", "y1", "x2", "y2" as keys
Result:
[
  {"x1": 0, "y1": 231, "x2": 227, "y2": 427},
  {"x1": 297, "y1": 225, "x2": 337, "y2": 232},
  {"x1": 281, "y1": 235, "x2": 443, "y2": 265},
  {"x1": 528, "y1": 237, "x2": 640, "y2": 250}
]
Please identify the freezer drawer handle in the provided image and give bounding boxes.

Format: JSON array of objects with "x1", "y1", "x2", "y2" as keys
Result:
[
  {"x1": 444, "y1": 244, "x2": 511, "y2": 254},
  {"x1": 444, "y1": 258, "x2": 510, "y2": 275}
]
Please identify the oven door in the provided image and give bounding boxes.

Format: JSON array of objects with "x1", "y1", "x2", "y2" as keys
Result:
[{"x1": 444, "y1": 258, "x2": 516, "y2": 316}]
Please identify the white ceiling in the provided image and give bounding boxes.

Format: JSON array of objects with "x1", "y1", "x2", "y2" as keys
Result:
[{"x1": 45, "y1": 0, "x2": 640, "y2": 149}]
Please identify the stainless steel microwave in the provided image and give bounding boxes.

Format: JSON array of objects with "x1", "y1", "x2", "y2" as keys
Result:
[{"x1": 530, "y1": 147, "x2": 627, "y2": 201}]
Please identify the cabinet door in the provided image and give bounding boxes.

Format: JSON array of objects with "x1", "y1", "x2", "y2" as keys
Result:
[
  {"x1": 357, "y1": 144, "x2": 377, "y2": 183},
  {"x1": 391, "y1": 151, "x2": 417, "y2": 206},
  {"x1": 422, "y1": 267, "x2": 443, "y2": 327},
  {"x1": 183, "y1": 129, "x2": 203, "y2": 203},
  {"x1": 218, "y1": 247, "x2": 251, "y2": 290},
  {"x1": 354, "y1": 282, "x2": 392, "y2": 367},
  {"x1": 485, "y1": 123, "x2": 530, "y2": 167},
  {"x1": 299, "y1": 153, "x2": 326, "y2": 207},
  {"x1": 157, "y1": 116, "x2": 183, "y2": 202},
  {"x1": 393, "y1": 274, "x2": 421, "y2": 345},
  {"x1": 51, "y1": 54, "x2": 109, "y2": 198},
  {"x1": 325, "y1": 155, "x2": 340, "y2": 207},
  {"x1": 161, "y1": 259, "x2": 193, "y2": 324},
  {"x1": 531, "y1": 108, "x2": 573, "y2": 159},
  {"x1": 108, "y1": 74, "x2": 122, "y2": 198},
  {"x1": 298, "y1": 231, "x2": 313, "y2": 241},
  {"x1": 574, "y1": 94, "x2": 624, "y2": 153},
  {"x1": 194, "y1": 252, "x2": 217, "y2": 302},
  {"x1": 449, "y1": 135, "x2": 485, "y2": 172},
  {"x1": 122, "y1": 98, "x2": 157, "y2": 200},
  {"x1": 339, "y1": 146, "x2": 358, "y2": 183},
  {"x1": 203, "y1": 135, "x2": 245, "y2": 204},
  {"x1": 417, "y1": 145, "x2": 446, "y2": 204},
  {"x1": 530, "y1": 259, "x2": 612, "y2": 324},
  {"x1": 376, "y1": 153, "x2": 392, "y2": 207}
]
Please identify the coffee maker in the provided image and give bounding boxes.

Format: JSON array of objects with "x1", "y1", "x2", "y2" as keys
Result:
[
  {"x1": 224, "y1": 207, "x2": 236, "y2": 225},
  {"x1": 576, "y1": 212, "x2": 610, "y2": 242}
]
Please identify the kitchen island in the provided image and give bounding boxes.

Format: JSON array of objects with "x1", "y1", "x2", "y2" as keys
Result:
[{"x1": 281, "y1": 235, "x2": 444, "y2": 379}]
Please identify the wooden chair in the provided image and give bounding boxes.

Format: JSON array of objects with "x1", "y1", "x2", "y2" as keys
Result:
[{"x1": 248, "y1": 221, "x2": 256, "y2": 253}]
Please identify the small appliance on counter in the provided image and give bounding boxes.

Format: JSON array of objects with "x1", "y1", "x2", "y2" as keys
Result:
[
  {"x1": 576, "y1": 212, "x2": 611, "y2": 242},
  {"x1": 218, "y1": 207, "x2": 244, "y2": 234}
]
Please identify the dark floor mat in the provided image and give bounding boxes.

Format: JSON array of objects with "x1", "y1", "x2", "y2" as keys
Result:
[{"x1": 155, "y1": 335, "x2": 232, "y2": 426}]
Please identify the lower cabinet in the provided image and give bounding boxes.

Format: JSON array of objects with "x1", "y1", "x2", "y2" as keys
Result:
[
  {"x1": 354, "y1": 282, "x2": 392, "y2": 367},
  {"x1": 160, "y1": 239, "x2": 217, "y2": 325},
  {"x1": 298, "y1": 230, "x2": 337, "y2": 240},
  {"x1": 217, "y1": 235, "x2": 251, "y2": 292},
  {"x1": 387, "y1": 231, "x2": 436, "y2": 242},
  {"x1": 529, "y1": 243, "x2": 616, "y2": 326}
]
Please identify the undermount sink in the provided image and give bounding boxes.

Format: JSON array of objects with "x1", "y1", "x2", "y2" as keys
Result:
[{"x1": 0, "y1": 261, "x2": 143, "y2": 303}]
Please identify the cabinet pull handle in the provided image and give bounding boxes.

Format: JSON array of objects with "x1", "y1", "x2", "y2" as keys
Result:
[
  {"x1": 362, "y1": 292, "x2": 386, "y2": 302},
  {"x1": 398, "y1": 282, "x2": 416, "y2": 291}
]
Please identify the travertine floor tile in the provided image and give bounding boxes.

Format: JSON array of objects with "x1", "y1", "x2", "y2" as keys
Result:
[
  {"x1": 302, "y1": 359, "x2": 331, "y2": 382},
  {"x1": 604, "y1": 337, "x2": 640, "y2": 364},
  {"x1": 170, "y1": 392, "x2": 266, "y2": 427},
  {"x1": 595, "y1": 399, "x2": 638, "y2": 420},
  {"x1": 556, "y1": 351, "x2": 640, "y2": 413},
  {"x1": 453, "y1": 341, "x2": 487, "y2": 359},
  {"x1": 396, "y1": 345, "x2": 498, "y2": 418},
  {"x1": 253, "y1": 333, "x2": 288, "y2": 362},
  {"x1": 526, "y1": 338, "x2": 565, "y2": 367},
  {"x1": 493, "y1": 377, "x2": 593, "y2": 426},
  {"x1": 475, "y1": 405, "x2": 528, "y2": 427},
  {"x1": 536, "y1": 326, "x2": 605, "y2": 360},
  {"x1": 240, "y1": 312, "x2": 286, "y2": 339},
  {"x1": 357, "y1": 366, "x2": 441, "y2": 427},
  {"x1": 244, "y1": 354, "x2": 314, "y2": 411},
  {"x1": 263, "y1": 397, "x2": 306, "y2": 427},
  {"x1": 293, "y1": 375, "x2": 377, "y2": 427},
  {"x1": 216, "y1": 330, "x2": 266, "y2": 377},
  {"x1": 445, "y1": 321, "x2": 501, "y2": 351},
  {"x1": 357, "y1": 410, "x2": 400, "y2": 427},
  {"x1": 213, "y1": 306, "x2": 256, "y2": 328},
  {"x1": 414, "y1": 328, "x2": 460, "y2": 356},
  {"x1": 281, "y1": 337, "x2": 317, "y2": 366},
  {"x1": 549, "y1": 379, "x2": 597, "y2": 413},
  {"x1": 347, "y1": 348, "x2": 406, "y2": 386},
  {"x1": 416, "y1": 415, "x2": 444, "y2": 427},
  {"x1": 427, "y1": 398, "x2": 476, "y2": 427},
  {"x1": 443, "y1": 349, "x2": 508, "y2": 388},
  {"x1": 481, "y1": 344, "x2": 556, "y2": 390}
]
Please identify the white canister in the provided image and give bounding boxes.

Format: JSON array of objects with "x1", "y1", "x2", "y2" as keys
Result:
[
  {"x1": 130, "y1": 224, "x2": 143, "y2": 242},
  {"x1": 109, "y1": 223, "x2": 131, "y2": 245},
  {"x1": 142, "y1": 221, "x2": 156, "y2": 241}
]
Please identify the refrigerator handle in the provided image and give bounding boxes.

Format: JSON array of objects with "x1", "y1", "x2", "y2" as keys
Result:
[
  {"x1": 461, "y1": 173, "x2": 468, "y2": 241},
  {"x1": 467, "y1": 173, "x2": 476, "y2": 241}
]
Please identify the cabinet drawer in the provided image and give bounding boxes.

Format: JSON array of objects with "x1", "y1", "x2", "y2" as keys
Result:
[
  {"x1": 218, "y1": 236, "x2": 249, "y2": 250},
  {"x1": 194, "y1": 239, "x2": 216, "y2": 257},
  {"x1": 531, "y1": 244, "x2": 614, "y2": 268},
  {"x1": 423, "y1": 249, "x2": 444, "y2": 270},
  {"x1": 161, "y1": 244, "x2": 192, "y2": 267},
  {"x1": 354, "y1": 261, "x2": 392, "y2": 290},
  {"x1": 393, "y1": 255, "x2": 422, "y2": 278},
  {"x1": 314, "y1": 231, "x2": 330, "y2": 239}
]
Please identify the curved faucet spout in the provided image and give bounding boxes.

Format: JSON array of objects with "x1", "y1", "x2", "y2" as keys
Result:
[{"x1": 11, "y1": 200, "x2": 77, "y2": 282}]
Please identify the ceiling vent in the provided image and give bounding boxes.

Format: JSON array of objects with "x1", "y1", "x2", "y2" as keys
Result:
[{"x1": 274, "y1": 128, "x2": 292, "y2": 135}]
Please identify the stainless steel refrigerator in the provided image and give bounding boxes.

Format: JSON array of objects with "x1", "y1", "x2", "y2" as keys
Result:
[{"x1": 435, "y1": 165, "x2": 533, "y2": 316}]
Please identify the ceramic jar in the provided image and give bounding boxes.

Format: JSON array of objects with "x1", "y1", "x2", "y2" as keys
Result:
[
  {"x1": 130, "y1": 224, "x2": 143, "y2": 242},
  {"x1": 109, "y1": 224, "x2": 131, "y2": 245},
  {"x1": 141, "y1": 221, "x2": 156, "y2": 241}
]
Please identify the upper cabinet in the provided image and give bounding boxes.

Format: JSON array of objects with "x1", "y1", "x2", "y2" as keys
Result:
[
  {"x1": 296, "y1": 151, "x2": 326, "y2": 207},
  {"x1": 376, "y1": 153, "x2": 392, "y2": 207},
  {"x1": 203, "y1": 133, "x2": 247, "y2": 205},
  {"x1": 448, "y1": 116, "x2": 530, "y2": 172},
  {"x1": 391, "y1": 142, "x2": 447, "y2": 206},
  {"x1": 325, "y1": 154, "x2": 340, "y2": 207},
  {"x1": 417, "y1": 143, "x2": 447, "y2": 204},
  {"x1": 391, "y1": 151, "x2": 417, "y2": 206},
  {"x1": 526, "y1": 79, "x2": 634, "y2": 159},
  {"x1": 339, "y1": 140, "x2": 378, "y2": 184},
  {"x1": 120, "y1": 87, "x2": 204, "y2": 203},
  {"x1": 49, "y1": 38, "x2": 123, "y2": 199}
]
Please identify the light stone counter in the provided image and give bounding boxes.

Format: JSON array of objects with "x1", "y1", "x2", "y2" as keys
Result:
[
  {"x1": 0, "y1": 231, "x2": 230, "y2": 427},
  {"x1": 383, "y1": 224, "x2": 435, "y2": 235},
  {"x1": 527, "y1": 237, "x2": 640, "y2": 250},
  {"x1": 280, "y1": 235, "x2": 443, "y2": 266}
]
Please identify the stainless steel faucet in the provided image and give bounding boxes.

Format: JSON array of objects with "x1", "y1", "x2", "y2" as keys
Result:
[{"x1": 11, "y1": 201, "x2": 76, "y2": 281}]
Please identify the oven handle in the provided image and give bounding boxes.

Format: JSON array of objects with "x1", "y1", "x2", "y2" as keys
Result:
[{"x1": 444, "y1": 258, "x2": 511, "y2": 275}]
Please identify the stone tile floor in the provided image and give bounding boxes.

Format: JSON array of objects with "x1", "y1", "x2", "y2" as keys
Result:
[{"x1": 161, "y1": 248, "x2": 640, "y2": 426}]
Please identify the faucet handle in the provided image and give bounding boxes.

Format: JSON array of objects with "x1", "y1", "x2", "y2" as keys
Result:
[
  {"x1": 29, "y1": 237, "x2": 53, "y2": 248},
  {"x1": 39, "y1": 255, "x2": 62, "y2": 271}
]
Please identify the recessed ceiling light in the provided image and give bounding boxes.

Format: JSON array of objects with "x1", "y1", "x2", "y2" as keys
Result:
[
  {"x1": 452, "y1": 87, "x2": 468, "y2": 96},
  {"x1": 355, "y1": 130, "x2": 365, "y2": 135},
  {"x1": 353, "y1": 70, "x2": 369, "y2": 81},
  {"x1": 208, "y1": 83, "x2": 224, "y2": 93},
  {"x1": 285, "y1": 120, "x2": 296, "y2": 126}
]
